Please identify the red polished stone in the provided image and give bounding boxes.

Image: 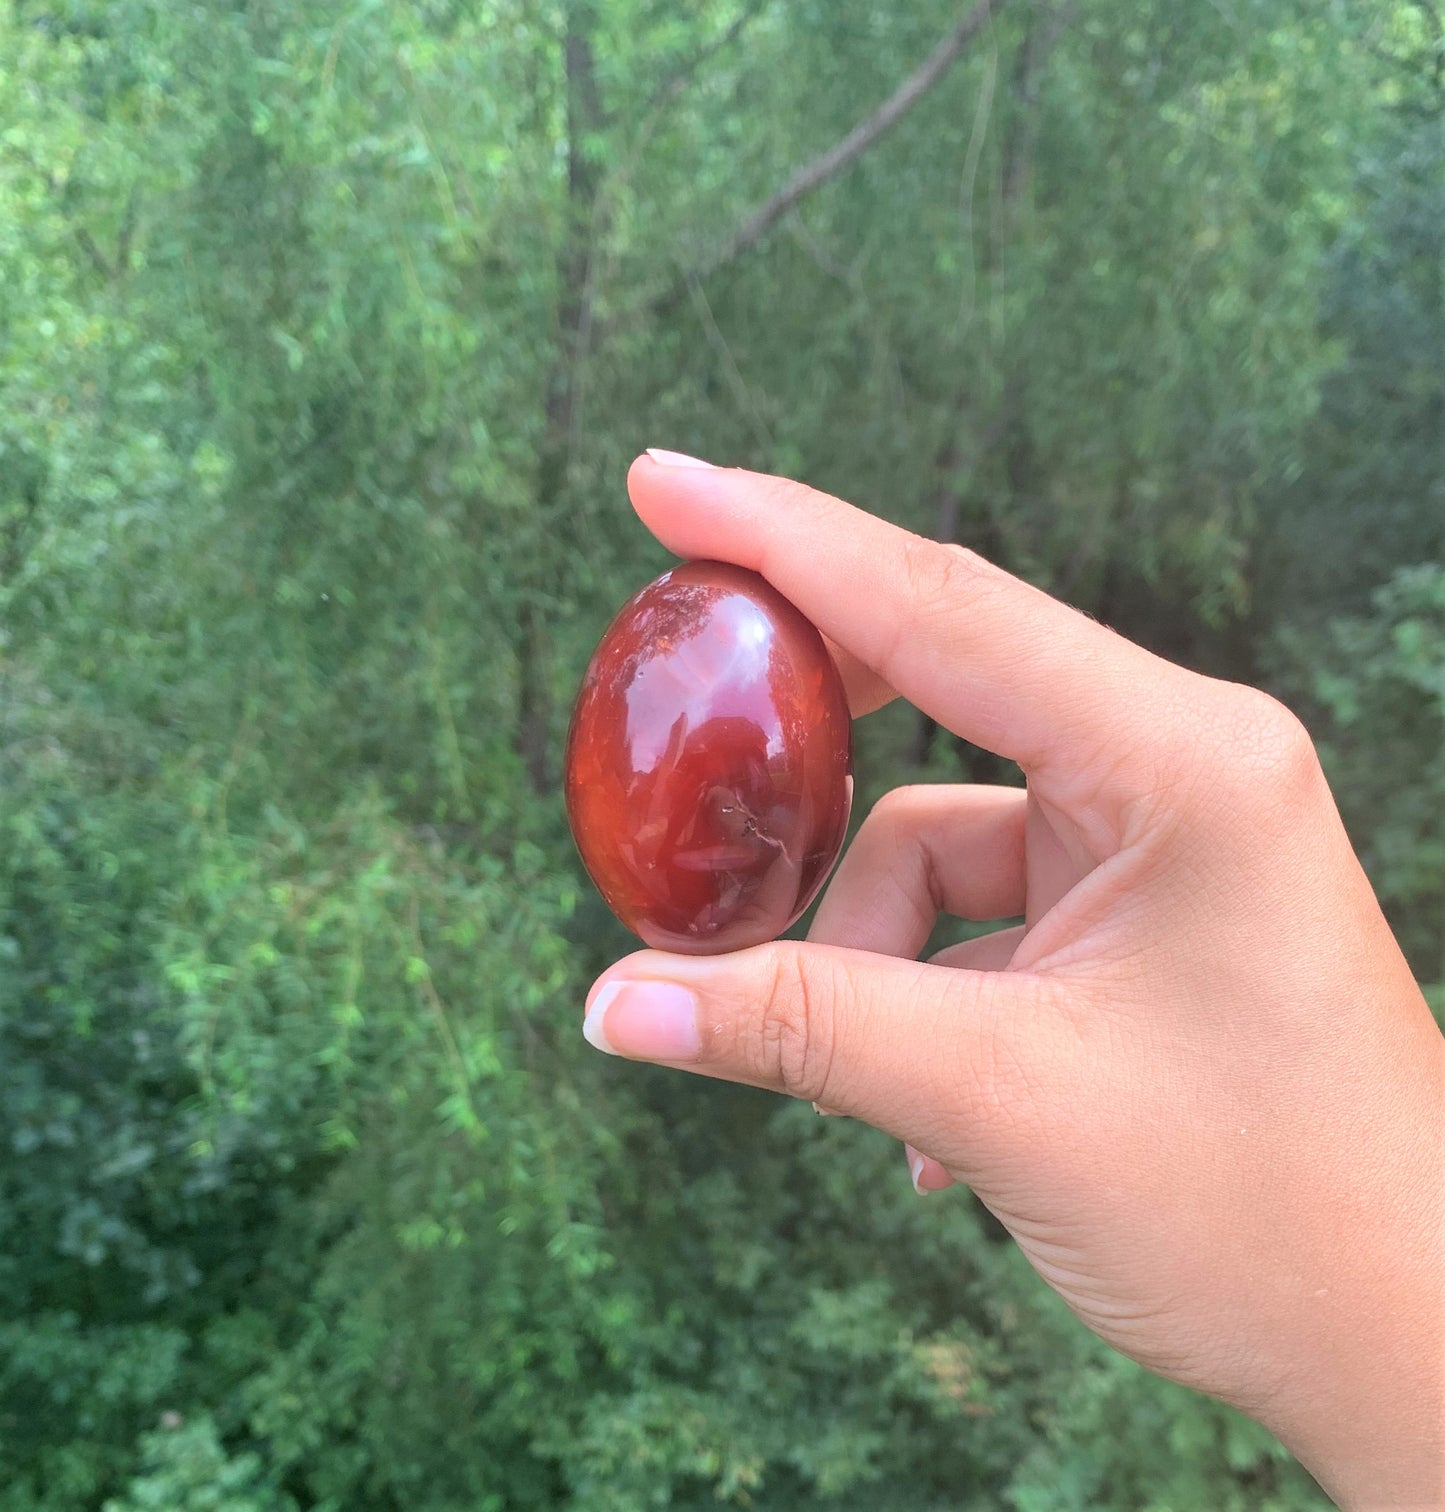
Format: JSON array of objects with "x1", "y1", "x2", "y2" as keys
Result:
[{"x1": 565, "y1": 560, "x2": 853, "y2": 954}]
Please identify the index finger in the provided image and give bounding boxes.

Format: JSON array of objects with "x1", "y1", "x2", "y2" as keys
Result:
[{"x1": 627, "y1": 452, "x2": 1197, "y2": 790}]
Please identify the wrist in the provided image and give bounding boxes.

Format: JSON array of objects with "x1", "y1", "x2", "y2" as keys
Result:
[
  {"x1": 1266, "y1": 1030, "x2": 1445, "y2": 1509},
  {"x1": 1287, "y1": 1358, "x2": 1444, "y2": 1511}
]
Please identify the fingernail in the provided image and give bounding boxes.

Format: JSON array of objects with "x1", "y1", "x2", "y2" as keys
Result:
[
  {"x1": 908, "y1": 1151, "x2": 928, "y2": 1196},
  {"x1": 645, "y1": 447, "x2": 715, "y2": 470},
  {"x1": 583, "y1": 979, "x2": 702, "y2": 1062},
  {"x1": 812, "y1": 1103, "x2": 843, "y2": 1117}
]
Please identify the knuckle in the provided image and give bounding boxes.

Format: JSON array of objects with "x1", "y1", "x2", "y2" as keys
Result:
[
  {"x1": 1223, "y1": 686, "x2": 1323, "y2": 790},
  {"x1": 758, "y1": 474, "x2": 838, "y2": 536},
  {"x1": 1174, "y1": 684, "x2": 1328, "y2": 844},
  {"x1": 864, "y1": 784, "x2": 926, "y2": 843},
  {"x1": 753, "y1": 476, "x2": 848, "y2": 584},
  {"x1": 899, "y1": 538, "x2": 986, "y2": 616},
  {"x1": 885, "y1": 540, "x2": 991, "y2": 676},
  {"x1": 752, "y1": 948, "x2": 837, "y2": 1103}
]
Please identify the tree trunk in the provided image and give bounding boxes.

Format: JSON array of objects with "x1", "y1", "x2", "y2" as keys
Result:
[
  {"x1": 517, "y1": 4, "x2": 604, "y2": 795},
  {"x1": 910, "y1": 2, "x2": 1075, "y2": 768}
]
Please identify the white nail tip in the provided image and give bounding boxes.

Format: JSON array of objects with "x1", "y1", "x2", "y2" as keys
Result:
[
  {"x1": 909, "y1": 1153, "x2": 927, "y2": 1195},
  {"x1": 645, "y1": 448, "x2": 715, "y2": 469},
  {"x1": 583, "y1": 982, "x2": 623, "y2": 1055}
]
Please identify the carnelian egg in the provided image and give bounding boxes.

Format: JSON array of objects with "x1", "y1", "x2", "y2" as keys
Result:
[{"x1": 565, "y1": 561, "x2": 853, "y2": 954}]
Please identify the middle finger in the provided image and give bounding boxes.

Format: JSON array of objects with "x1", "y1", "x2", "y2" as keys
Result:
[{"x1": 808, "y1": 784, "x2": 1026, "y2": 959}]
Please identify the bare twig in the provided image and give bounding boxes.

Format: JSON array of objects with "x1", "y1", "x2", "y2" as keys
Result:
[
  {"x1": 1001, "y1": 0, "x2": 1075, "y2": 205},
  {"x1": 4, "y1": 142, "x2": 139, "y2": 285},
  {"x1": 785, "y1": 211, "x2": 863, "y2": 292},
  {"x1": 1412, "y1": 0, "x2": 1445, "y2": 87},
  {"x1": 915, "y1": 0, "x2": 1082, "y2": 766},
  {"x1": 684, "y1": 274, "x2": 775, "y2": 452},
  {"x1": 570, "y1": 6, "x2": 765, "y2": 454},
  {"x1": 115, "y1": 185, "x2": 139, "y2": 279},
  {"x1": 696, "y1": 0, "x2": 1008, "y2": 278},
  {"x1": 641, "y1": 2, "x2": 767, "y2": 121},
  {"x1": 71, "y1": 224, "x2": 116, "y2": 282}
]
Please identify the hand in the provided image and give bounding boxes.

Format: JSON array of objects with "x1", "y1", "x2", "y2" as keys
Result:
[{"x1": 583, "y1": 452, "x2": 1445, "y2": 1510}]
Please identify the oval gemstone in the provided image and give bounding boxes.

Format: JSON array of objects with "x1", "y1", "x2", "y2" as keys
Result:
[{"x1": 565, "y1": 561, "x2": 853, "y2": 954}]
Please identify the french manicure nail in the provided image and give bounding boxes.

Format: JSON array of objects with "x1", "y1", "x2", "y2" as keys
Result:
[
  {"x1": 645, "y1": 448, "x2": 715, "y2": 470},
  {"x1": 582, "y1": 982, "x2": 623, "y2": 1055},
  {"x1": 583, "y1": 979, "x2": 702, "y2": 1063}
]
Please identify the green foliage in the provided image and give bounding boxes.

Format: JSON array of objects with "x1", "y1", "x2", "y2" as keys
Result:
[
  {"x1": 1, "y1": 0, "x2": 1436, "y2": 1506},
  {"x1": 1273, "y1": 565, "x2": 1445, "y2": 994},
  {"x1": 103, "y1": 1416, "x2": 301, "y2": 1512}
]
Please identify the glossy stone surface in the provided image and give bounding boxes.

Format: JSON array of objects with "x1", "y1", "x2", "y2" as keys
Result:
[{"x1": 565, "y1": 561, "x2": 853, "y2": 954}]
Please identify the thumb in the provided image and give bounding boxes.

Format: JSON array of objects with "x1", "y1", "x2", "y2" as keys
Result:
[{"x1": 583, "y1": 942, "x2": 1051, "y2": 1148}]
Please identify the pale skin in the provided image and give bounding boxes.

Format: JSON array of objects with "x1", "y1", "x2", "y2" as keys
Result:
[{"x1": 583, "y1": 450, "x2": 1445, "y2": 1510}]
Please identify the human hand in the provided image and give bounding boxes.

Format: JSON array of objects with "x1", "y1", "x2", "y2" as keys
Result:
[{"x1": 582, "y1": 452, "x2": 1445, "y2": 1509}]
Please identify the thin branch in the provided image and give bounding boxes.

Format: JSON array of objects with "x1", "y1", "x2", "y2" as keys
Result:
[
  {"x1": 115, "y1": 185, "x2": 139, "y2": 278},
  {"x1": 1416, "y1": 0, "x2": 1445, "y2": 87},
  {"x1": 71, "y1": 224, "x2": 116, "y2": 282},
  {"x1": 1002, "y1": 0, "x2": 1076, "y2": 203},
  {"x1": 1036, "y1": 0, "x2": 1079, "y2": 70},
  {"x1": 997, "y1": 13, "x2": 1038, "y2": 209},
  {"x1": 1366, "y1": 37, "x2": 1437, "y2": 80},
  {"x1": 996, "y1": 0, "x2": 1076, "y2": 243},
  {"x1": 5, "y1": 142, "x2": 134, "y2": 284},
  {"x1": 696, "y1": 0, "x2": 1007, "y2": 278},
  {"x1": 956, "y1": 38, "x2": 998, "y2": 331},
  {"x1": 684, "y1": 274, "x2": 775, "y2": 453},
  {"x1": 641, "y1": 1, "x2": 767, "y2": 121},
  {"x1": 572, "y1": 7, "x2": 767, "y2": 417},
  {"x1": 785, "y1": 211, "x2": 863, "y2": 292}
]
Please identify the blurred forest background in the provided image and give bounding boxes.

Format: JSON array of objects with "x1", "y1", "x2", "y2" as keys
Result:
[{"x1": 1, "y1": 0, "x2": 1441, "y2": 1508}]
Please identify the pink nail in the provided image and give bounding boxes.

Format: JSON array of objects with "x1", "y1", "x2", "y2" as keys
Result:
[
  {"x1": 583, "y1": 980, "x2": 702, "y2": 1062},
  {"x1": 645, "y1": 448, "x2": 715, "y2": 470}
]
